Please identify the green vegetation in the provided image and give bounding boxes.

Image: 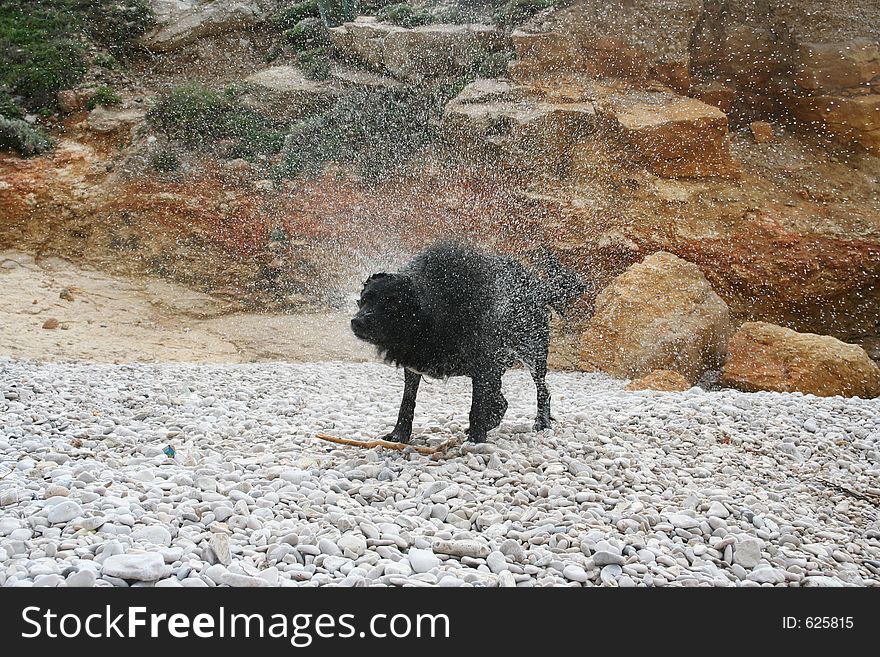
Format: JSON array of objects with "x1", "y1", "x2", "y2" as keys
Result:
[
  {"x1": 298, "y1": 49, "x2": 332, "y2": 81},
  {"x1": 271, "y1": 0, "x2": 321, "y2": 30},
  {"x1": 0, "y1": 2, "x2": 86, "y2": 111},
  {"x1": 0, "y1": 116, "x2": 53, "y2": 156},
  {"x1": 76, "y1": 0, "x2": 154, "y2": 56},
  {"x1": 151, "y1": 147, "x2": 180, "y2": 173},
  {"x1": 147, "y1": 84, "x2": 285, "y2": 161},
  {"x1": 492, "y1": 0, "x2": 564, "y2": 26},
  {"x1": 269, "y1": 227, "x2": 290, "y2": 243},
  {"x1": 376, "y1": 3, "x2": 431, "y2": 28},
  {"x1": 274, "y1": 80, "x2": 458, "y2": 184},
  {"x1": 284, "y1": 18, "x2": 330, "y2": 51},
  {"x1": 0, "y1": 1, "x2": 153, "y2": 114},
  {"x1": 474, "y1": 50, "x2": 516, "y2": 78},
  {"x1": 315, "y1": 0, "x2": 358, "y2": 27},
  {"x1": 93, "y1": 52, "x2": 118, "y2": 69},
  {"x1": 87, "y1": 85, "x2": 121, "y2": 109},
  {"x1": 0, "y1": 91, "x2": 24, "y2": 119}
]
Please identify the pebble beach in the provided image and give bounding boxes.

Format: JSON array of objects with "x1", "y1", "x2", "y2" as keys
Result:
[{"x1": 1, "y1": 359, "x2": 878, "y2": 587}]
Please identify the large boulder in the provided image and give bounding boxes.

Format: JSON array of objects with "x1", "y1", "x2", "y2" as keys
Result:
[
  {"x1": 721, "y1": 322, "x2": 880, "y2": 398},
  {"x1": 511, "y1": 0, "x2": 703, "y2": 90},
  {"x1": 605, "y1": 90, "x2": 737, "y2": 178},
  {"x1": 238, "y1": 66, "x2": 342, "y2": 121},
  {"x1": 142, "y1": 1, "x2": 270, "y2": 52},
  {"x1": 443, "y1": 79, "x2": 596, "y2": 173},
  {"x1": 578, "y1": 252, "x2": 732, "y2": 382},
  {"x1": 330, "y1": 18, "x2": 506, "y2": 82}
]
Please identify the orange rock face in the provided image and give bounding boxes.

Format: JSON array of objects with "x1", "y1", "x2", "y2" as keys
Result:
[
  {"x1": 788, "y1": 93, "x2": 880, "y2": 154},
  {"x1": 609, "y1": 92, "x2": 737, "y2": 178},
  {"x1": 721, "y1": 322, "x2": 880, "y2": 398}
]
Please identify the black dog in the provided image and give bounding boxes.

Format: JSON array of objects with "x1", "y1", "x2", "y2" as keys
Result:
[{"x1": 350, "y1": 242, "x2": 585, "y2": 443}]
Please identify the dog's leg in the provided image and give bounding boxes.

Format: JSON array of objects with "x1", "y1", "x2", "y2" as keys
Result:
[
  {"x1": 531, "y1": 320, "x2": 552, "y2": 431},
  {"x1": 381, "y1": 368, "x2": 421, "y2": 443},
  {"x1": 467, "y1": 371, "x2": 503, "y2": 443},
  {"x1": 487, "y1": 390, "x2": 508, "y2": 431}
]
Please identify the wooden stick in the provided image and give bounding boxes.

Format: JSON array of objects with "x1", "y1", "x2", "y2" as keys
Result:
[{"x1": 314, "y1": 432, "x2": 443, "y2": 455}]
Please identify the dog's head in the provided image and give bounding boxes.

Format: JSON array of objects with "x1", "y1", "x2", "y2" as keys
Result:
[{"x1": 351, "y1": 272, "x2": 424, "y2": 349}]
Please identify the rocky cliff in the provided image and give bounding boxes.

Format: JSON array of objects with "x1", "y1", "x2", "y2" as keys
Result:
[{"x1": 0, "y1": 0, "x2": 877, "y2": 364}]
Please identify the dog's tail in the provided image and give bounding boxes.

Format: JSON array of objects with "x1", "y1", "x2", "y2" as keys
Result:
[{"x1": 527, "y1": 247, "x2": 593, "y2": 316}]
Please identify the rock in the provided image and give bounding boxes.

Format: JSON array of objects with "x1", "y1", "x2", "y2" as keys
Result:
[
  {"x1": 486, "y1": 551, "x2": 508, "y2": 574},
  {"x1": 792, "y1": 40, "x2": 880, "y2": 93},
  {"x1": 688, "y1": 81, "x2": 736, "y2": 114},
  {"x1": 238, "y1": 66, "x2": 341, "y2": 121},
  {"x1": 579, "y1": 252, "x2": 732, "y2": 383},
  {"x1": 509, "y1": 30, "x2": 586, "y2": 82},
  {"x1": 788, "y1": 93, "x2": 880, "y2": 155},
  {"x1": 749, "y1": 121, "x2": 776, "y2": 143},
  {"x1": 207, "y1": 533, "x2": 232, "y2": 566},
  {"x1": 689, "y1": 0, "x2": 880, "y2": 148},
  {"x1": 155, "y1": 578, "x2": 183, "y2": 587},
  {"x1": 219, "y1": 572, "x2": 270, "y2": 587},
  {"x1": 747, "y1": 567, "x2": 787, "y2": 584},
  {"x1": 666, "y1": 513, "x2": 700, "y2": 530},
  {"x1": 42, "y1": 317, "x2": 60, "y2": 330},
  {"x1": 213, "y1": 505, "x2": 234, "y2": 522},
  {"x1": 721, "y1": 322, "x2": 880, "y2": 398},
  {"x1": 432, "y1": 539, "x2": 490, "y2": 559},
  {"x1": 498, "y1": 571, "x2": 517, "y2": 587},
  {"x1": 592, "y1": 551, "x2": 626, "y2": 567},
  {"x1": 803, "y1": 576, "x2": 848, "y2": 587},
  {"x1": 625, "y1": 369, "x2": 690, "y2": 392},
  {"x1": 733, "y1": 537, "x2": 764, "y2": 569},
  {"x1": 337, "y1": 533, "x2": 367, "y2": 557},
  {"x1": 443, "y1": 79, "x2": 596, "y2": 173},
  {"x1": 330, "y1": 18, "x2": 506, "y2": 83},
  {"x1": 102, "y1": 553, "x2": 172, "y2": 582},
  {"x1": 510, "y1": 1, "x2": 703, "y2": 90},
  {"x1": 318, "y1": 538, "x2": 341, "y2": 557},
  {"x1": 47, "y1": 501, "x2": 82, "y2": 524},
  {"x1": 66, "y1": 569, "x2": 97, "y2": 588},
  {"x1": 606, "y1": 90, "x2": 737, "y2": 178},
  {"x1": 329, "y1": 65, "x2": 402, "y2": 91},
  {"x1": 0, "y1": 518, "x2": 21, "y2": 535},
  {"x1": 562, "y1": 564, "x2": 589, "y2": 583},
  {"x1": 499, "y1": 538, "x2": 525, "y2": 562},
  {"x1": 87, "y1": 107, "x2": 146, "y2": 134},
  {"x1": 600, "y1": 564, "x2": 622, "y2": 585},
  {"x1": 707, "y1": 501, "x2": 730, "y2": 519},
  {"x1": 408, "y1": 548, "x2": 440, "y2": 574},
  {"x1": 131, "y1": 526, "x2": 173, "y2": 547},
  {"x1": 141, "y1": 1, "x2": 269, "y2": 52}
]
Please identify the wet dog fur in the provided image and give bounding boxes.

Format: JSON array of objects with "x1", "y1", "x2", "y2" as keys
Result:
[{"x1": 350, "y1": 242, "x2": 585, "y2": 443}]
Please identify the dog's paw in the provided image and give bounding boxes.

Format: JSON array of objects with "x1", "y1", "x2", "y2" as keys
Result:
[
  {"x1": 379, "y1": 431, "x2": 411, "y2": 444},
  {"x1": 532, "y1": 418, "x2": 552, "y2": 432},
  {"x1": 466, "y1": 428, "x2": 488, "y2": 444}
]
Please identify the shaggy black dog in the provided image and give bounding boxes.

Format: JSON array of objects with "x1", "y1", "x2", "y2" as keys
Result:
[{"x1": 350, "y1": 242, "x2": 585, "y2": 444}]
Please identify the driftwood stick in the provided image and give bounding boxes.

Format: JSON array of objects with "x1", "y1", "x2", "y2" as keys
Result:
[{"x1": 314, "y1": 432, "x2": 440, "y2": 455}]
